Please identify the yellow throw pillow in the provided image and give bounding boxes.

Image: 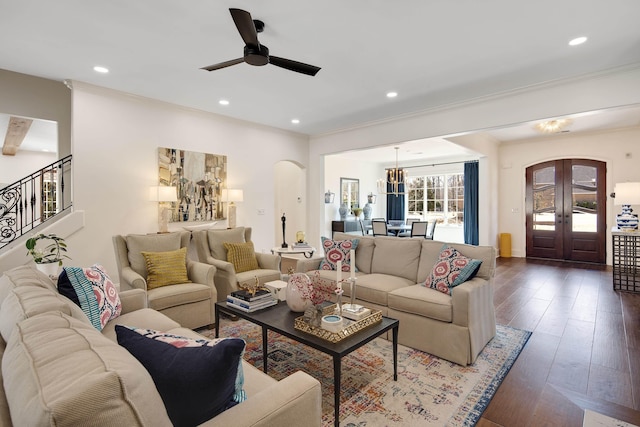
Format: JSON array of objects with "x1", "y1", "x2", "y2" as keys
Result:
[
  {"x1": 141, "y1": 247, "x2": 191, "y2": 290},
  {"x1": 224, "y1": 241, "x2": 259, "y2": 273}
]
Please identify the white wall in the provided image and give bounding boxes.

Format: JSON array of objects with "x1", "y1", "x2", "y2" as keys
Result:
[
  {"x1": 274, "y1": 160, "x2": 306, "y2": 247},
  {"x1": 0, "y1": 150, "x2": 57, "y2": 187},
  {"x1": 498, "y1": 126, "x2": 640, "y2": 263},
  {"x1": 68, "y1": 82, "x2": 308, "y2": 285},
  {"x1": 323, "y1": 155, "x2": 383, "y2": 238},
  {"x1": 308, "y1": 65, "x2": 640, "y2": 252}
]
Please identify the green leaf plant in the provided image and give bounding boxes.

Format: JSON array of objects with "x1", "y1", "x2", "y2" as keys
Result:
[{"x1": 25, "y1": 233, "x2": 71, "y2": 266}]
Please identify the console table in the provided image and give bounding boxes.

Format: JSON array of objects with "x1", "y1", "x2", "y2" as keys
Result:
[
  {"x1": 612, "y1": 228, "x2": 640, "y2": 292},
  {"x1": 332, "y1": 219, "x2": 370, "y2": 236}
]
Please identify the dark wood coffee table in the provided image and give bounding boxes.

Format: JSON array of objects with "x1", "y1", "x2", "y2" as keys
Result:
[{"x1": 215, "y1": 301, "x2": 399, "y2": 427}]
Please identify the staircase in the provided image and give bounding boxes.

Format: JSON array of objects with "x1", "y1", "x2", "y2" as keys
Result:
[{"x1": 0, "y1": 155, "x2": 78, "y2": 270}]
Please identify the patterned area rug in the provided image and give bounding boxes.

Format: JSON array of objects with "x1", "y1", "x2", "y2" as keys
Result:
[{"x1": 201, "y1": 320, "x2": 530, "y2": 427}]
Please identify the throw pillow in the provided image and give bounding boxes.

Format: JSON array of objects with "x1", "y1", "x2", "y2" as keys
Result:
[
  {"x1": 58, "y1": 264, "x2": 122, "y2": 331},
  {"x1": 115, "y1": 325, "x2": 246, "y2": 427},
  {"x1": 141, "y1": 247, "x2": 191, "y2": 290},
  {"x1": 318, "y1": 236, "x2": 359, "y2": 272},
  {"x1": 224, "y1": 241, "x2": 259, "y2": 273},
  {"x1": 425, "y1": 245, "x2": 482, "y2": 295}
]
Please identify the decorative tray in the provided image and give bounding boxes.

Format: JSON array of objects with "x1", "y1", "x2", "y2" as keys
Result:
[{"x1": 294, "y1": 304, "x2": 382, "y2": 343}]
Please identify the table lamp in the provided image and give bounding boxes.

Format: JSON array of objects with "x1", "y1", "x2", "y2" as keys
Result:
[
  {"x1": 614, "y1": 182, "x2": 640, "y2": 231},
  {"x1": 222, "y1": 188, "x2": 243, "y2": 229},
  {"x1": 150, "y1": 186, "x2": 177, "y2": 233}
]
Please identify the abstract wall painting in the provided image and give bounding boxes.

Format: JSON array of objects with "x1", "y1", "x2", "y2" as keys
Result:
[{"x1": 158, "y1": 147, "x2": 227, "y2": 222}]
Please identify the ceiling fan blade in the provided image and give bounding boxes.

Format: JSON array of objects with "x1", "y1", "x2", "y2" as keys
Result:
[
  {"x1": 200, "y1": 57, "x2": 244, "y2": 72},
  {"x1": 230, "y1": 8, "x2": 259, "y2": 47},
  {"x1": 269, "y1": 56, "x2": 321, "y2": 76}
]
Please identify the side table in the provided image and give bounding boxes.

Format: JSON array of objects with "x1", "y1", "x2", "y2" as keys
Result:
[
  {"x1": 270, "y1": 246, "x2": 316, "y2": 259},
  {"x1": 612, "y1": 227, "x2": 640, "y2": 292}
]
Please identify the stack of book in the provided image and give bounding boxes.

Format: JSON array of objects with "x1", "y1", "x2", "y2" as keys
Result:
[
  {"x1": 226, "y1": 289, "x2": 277, "y2": 313},
  {"x1": 293, "y1": 241, "x2": 311, "y2": 249}
]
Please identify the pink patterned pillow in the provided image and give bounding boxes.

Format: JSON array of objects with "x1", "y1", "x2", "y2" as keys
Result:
[
  {"x1": 318, "y1": 237, "x2": 359, "y2": 272},
  {"x1": 424, "y1": 245, "x2": 482, "y2": 295},
  {"x1": 58, "y1": 264, "x2": 122, "y2": 331}
]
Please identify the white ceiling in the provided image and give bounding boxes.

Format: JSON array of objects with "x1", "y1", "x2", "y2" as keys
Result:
[{"x1": 1, "y1": 0, "x2": 640, "y2": 155}]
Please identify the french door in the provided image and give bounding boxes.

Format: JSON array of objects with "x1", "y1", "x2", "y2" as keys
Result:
[{"x1": 526, "y1": 159, "x2": 606, "y2": 263}]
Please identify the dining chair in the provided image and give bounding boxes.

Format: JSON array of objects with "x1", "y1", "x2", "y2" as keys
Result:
[
  {"x1": 398, "y1": 218, "x2": 420, "y2": 237},
  {"x1": 410, "y1": 221, "x2": 429, "y2": 238},
  {"x1": 426, "y1": 221, "x2": 437, "y2": 240},
  {"x1": 358, "y1": 219, "x2": 368, "y2": 235},
  {"x1": 371, "y1": 220, "x2": 390, "y2": 237}
]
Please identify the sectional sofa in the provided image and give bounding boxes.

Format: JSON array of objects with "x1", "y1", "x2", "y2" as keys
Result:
[
  {"x1": 0, "y1": 266, "x2": 321, "y2": 426},
  {"x1": 297, "y1": 232, "x2": 497, "y2": 366}
]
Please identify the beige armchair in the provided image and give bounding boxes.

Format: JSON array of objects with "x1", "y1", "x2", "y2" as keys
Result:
[
  {"x1": 193, "y1": 227, "x2": 281, "y2": 301},
  {"x1": 112, "y1": 231, "x2": 217, "y2": 329}
]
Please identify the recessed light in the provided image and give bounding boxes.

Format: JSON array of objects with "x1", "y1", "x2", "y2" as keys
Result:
[
  {"x1": 291, "y1": 119, "x2": 300, "y2": 124},
  {"x1": 386, "y1": 92, "x2": 398, "y2": 98},
  {"x1": 219, "y1": 99, "x2": 229, "y2": 106},
  {"x1": 569, "y1": 36, "x2": 587, "y2": 46},
  {"x1": 93, "y1": 66, "x2": 109, "y2": 73}
]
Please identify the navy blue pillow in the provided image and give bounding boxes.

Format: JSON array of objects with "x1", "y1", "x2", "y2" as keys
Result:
[{"x1": 115, "y1": 325, "x2": 245, "y2": 427}]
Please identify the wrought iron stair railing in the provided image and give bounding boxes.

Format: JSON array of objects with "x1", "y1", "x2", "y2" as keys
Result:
[{"x1": 0, "y1": 155, "x2": 73, "y2": 251}]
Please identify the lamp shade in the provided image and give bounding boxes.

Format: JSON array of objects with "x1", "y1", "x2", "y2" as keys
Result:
[
  {"x1": 222, "y1": 189, "x2": 243, "y2": 203},
  {"x1": 149, "y1": 186, "x2": 178, "y2": 202},
  {"x1": 614, "y1": 182, "x2": 640, "y2": 206}
]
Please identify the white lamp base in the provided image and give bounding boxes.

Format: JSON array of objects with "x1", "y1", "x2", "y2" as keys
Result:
[
  {"x1": 228, "y1": 202, "x2": 237, "y2": 229},
  {"x1": 159, "y1": 207, "x2": 171, "y2": 233}
]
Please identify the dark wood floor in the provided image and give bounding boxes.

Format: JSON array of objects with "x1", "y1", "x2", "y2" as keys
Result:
[{"x1": 479, "y1": 257, "x2": 640, "y2": 426}]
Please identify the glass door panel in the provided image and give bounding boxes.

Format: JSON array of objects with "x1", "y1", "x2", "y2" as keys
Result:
[
  {"x1": 571, "y1": 165, "x2": 597, "y2": 232},
  {"x1": 532, "y1": 166, "x2": 556, "y2": 231}
]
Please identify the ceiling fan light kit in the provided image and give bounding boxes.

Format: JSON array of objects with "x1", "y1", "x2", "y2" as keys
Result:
[{"x1": 201, "y1": 8, "x2": 321, "y2": 76}]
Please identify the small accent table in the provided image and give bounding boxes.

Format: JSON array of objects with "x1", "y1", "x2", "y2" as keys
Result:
[
  {"x1": 612, "y1": 227, "x2": 640, "y2": 292},
  {"x1": 215, "y1": 301, "x2": 399, "y2": 427},
  {"x1": 270, "y1": 246, "x2": 316, "y2": 258}
]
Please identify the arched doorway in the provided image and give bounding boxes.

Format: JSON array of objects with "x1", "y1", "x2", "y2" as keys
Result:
[{"x1": 526, "y1": 159, "x2": 606, "y2": 263}]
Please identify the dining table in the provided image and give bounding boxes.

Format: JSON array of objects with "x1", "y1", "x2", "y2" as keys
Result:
[{"x1": 365, "y1": 223, "x2": 411, "y2": 236}]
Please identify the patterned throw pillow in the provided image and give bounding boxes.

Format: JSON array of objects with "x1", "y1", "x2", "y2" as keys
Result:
[
  {"x1": 58, "y1": 264, "x2": 122, "y2": 331},
  {"x1": 318, "y1": 237, "x2": 359, "y2": 272},
  {"x1": 141, "y1": 247, "x2": 191, "y2": 290},
  {"x1": 116, "y1": 325, "x2": 246, "y2": 426},
  {"x1": 424, "y1": 245, "x2": 483, "y2": 295},
  {"x1": 224, "y1": 241, "x2": 259, "y2": 273}
]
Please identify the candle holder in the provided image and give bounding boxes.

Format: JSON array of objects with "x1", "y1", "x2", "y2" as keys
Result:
[
  {"x1": 334, "y1": 285, "x2": 344, "y2": 316},
  {"x1": 342, "y1": 277, "x2": 363, "y2": 313}
]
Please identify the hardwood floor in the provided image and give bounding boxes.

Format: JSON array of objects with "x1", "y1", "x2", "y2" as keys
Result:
[{"x1": 479, "y1": 257, "x2": 640, "y2": 426}]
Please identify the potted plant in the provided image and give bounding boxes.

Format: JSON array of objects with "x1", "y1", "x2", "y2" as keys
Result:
[{"x1": 26, "y1": 233, "x2": 70, "y2": 276}]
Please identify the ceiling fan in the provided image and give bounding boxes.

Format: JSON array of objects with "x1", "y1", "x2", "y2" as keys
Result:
[{"x1": 201, "y1": 8, "x2": 321, "y2": 76}]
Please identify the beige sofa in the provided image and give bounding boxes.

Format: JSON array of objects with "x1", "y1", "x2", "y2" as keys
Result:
[
  {"x1": 297, "y1": 232, "x2": 497, "y2": 366},
  {"x1": 0, "y1": 266, "x2": 321, "y2": 427}
]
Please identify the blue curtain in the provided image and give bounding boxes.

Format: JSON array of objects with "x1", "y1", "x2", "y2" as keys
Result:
[
  {"x1": 464, "y1": 161, "x2": 479, "y2": 245},
  {"x1": 386, "y1": 169, "x2": 405, "y2": 220}
]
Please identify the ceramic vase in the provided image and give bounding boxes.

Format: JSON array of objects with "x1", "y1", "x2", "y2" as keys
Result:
[
  {"x1": 338, "y1": 203, "x2": 348, "y2": 221},
  {"x1": 617, "y1": 205, "x2": 639, "y2": 231},
  {"x1": 363, "y1": 203, "x2": 372, "y2": 220},
  {"x1": 286, "y1": 273, "x2": 315, "y2": 312},
  {"x1": 36, "y1": 262, "x2": 60, "y2": 278}
]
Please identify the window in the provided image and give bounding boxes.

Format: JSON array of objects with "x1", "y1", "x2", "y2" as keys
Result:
[
  {"x1": 41, "y1": 169, "x2": 58, "y2": 220},
  {"x1": 407, "y1": 173, "x2": 464, "y2": 225}
]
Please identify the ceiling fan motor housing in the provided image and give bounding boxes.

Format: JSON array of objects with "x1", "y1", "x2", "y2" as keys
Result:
[{"x1": 244, "y1": 44, "x2": 269, "y2": 66}]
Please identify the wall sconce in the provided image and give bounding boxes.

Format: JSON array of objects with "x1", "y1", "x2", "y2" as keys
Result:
[
  {"x1": 150, "y1": 186, "x2": 178, "y2": 233},
  {"x1": 613, "y1": 182, "x2": 640, "y2": 231},
  {"x1": 367, "y1": 192, "x2": 377, "y2": 204},
  {"x1": 221, "y1": 188, "x2": 244, "y2": 229},
  {"x1": 324, "y1": 190, "x2": 335, "y2": 204}
]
